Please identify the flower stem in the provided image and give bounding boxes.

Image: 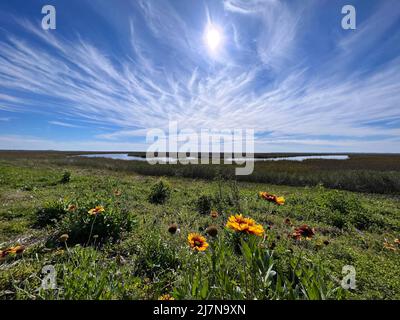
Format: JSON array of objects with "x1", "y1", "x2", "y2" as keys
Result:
[{"x1": 86, "y1": 215, "x2": 97, "y2": 246}]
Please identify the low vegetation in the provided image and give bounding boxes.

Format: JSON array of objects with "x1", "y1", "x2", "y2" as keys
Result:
[{"x1": 0, "y1": 153, "x2": 399, "y2": 300}]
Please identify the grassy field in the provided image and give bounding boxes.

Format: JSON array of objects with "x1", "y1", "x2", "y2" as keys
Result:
[{"x1": 0, "y1": 152, "x2": 399, "y2": 300}]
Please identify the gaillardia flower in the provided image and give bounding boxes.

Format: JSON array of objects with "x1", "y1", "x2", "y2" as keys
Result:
[
  {"x1": 284, "y1": 218, "x2": 292, "y2": 226},
  {"x1": 291, "y1": 225, "x2": 315, "y2": 240},
  {"x1": 188, "y1": 233, "x2": 209, "y2": 251},
  {"x1": 168, "y1": 223, "x2": 178, "y2": 234},
  {"x1": 1, "y1": 245, "x2": 25, "y2": 258},
  {"x1": 67, "y1": 204, "x2": 77, "y2": 212},
  {"x1": 210, "y1": 210, "x2": 219, "y2": 218},
  {"x1": 88, "y1": 205, "x2": 105, "y2": 216},
  {"x1": 59, "y1": 234, "x2": 69, "y2": 243},
  {"x1": 206, "y1": 225, "x2": 218, "y2": 237},
  {"x1": 383, "y1": 241, "x2": 396, "y2": 251},
  {"x1": 10, "y1": 245, "x2": 25, "y2": 254},
  {"x1": 226, "y1": 214, "x2": 264, "y2": 237},
  {"x1": 259, "y1": 192, "x2": 285, "y2": 205}
]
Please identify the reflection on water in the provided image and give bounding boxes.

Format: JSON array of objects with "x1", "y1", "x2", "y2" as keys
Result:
[
  {"x1": 77, "y1": 153, "x2": 144, "y2": 160},
  {"x1": 231, "y1": 155, "x2": 350, "y2": 162},
  {"x1": 77, "y1": 154, "x2": 349, "y2": 162}
]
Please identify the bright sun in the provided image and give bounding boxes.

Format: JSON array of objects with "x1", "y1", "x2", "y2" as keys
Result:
[{"x1": 204, "y1": 24, "x2": 223, "y2": 53}]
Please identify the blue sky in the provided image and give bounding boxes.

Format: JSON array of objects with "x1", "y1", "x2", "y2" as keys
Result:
[{"x1": 0, "y1": 0, "x2": 399, "y2": 152}]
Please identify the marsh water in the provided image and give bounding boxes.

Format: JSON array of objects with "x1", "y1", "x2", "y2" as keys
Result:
[{"x1": 77, "y1": 154, "x2": 349, "y2": 162}]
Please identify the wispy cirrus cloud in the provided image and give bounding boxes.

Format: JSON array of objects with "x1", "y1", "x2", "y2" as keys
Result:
[
  {"x1": 0, "y1": 0, "x2": 399, "y2": 152},
  {"x1": 0, "y1": 134, "x2": 146, "y2": 151},
  {"x1": 48, "y1": 120, "x2": 81, "y2": 128},
  {"x1": 224, "y1": 0, "x2": 305, "y2": 70}
]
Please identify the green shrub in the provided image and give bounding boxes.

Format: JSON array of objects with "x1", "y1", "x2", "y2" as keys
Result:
[
  {"x1": 60, "y1": 171, "x2": 71, "y2": 184},
  {"x1": 196, "y1": 194, "x2": 213, "y2": 215},
  {"x1": 315, "y1": 190, "x2": 365, "y2": 229},
  {"x1": 322, "y1": 190, "x2": 360, "y2": 214},
  {"x1": 35, "y1": 200, "x2": 66, "y2": 227},
  {"x1": 58, "y1": 201, "x2": 136, "y2": 245},
  {"x1": 350, "y1": 211, "x2": 373, "y2": 230},
  {"x1": 21, "y1": 184, "x2": 34, "y2": 191},
  {"x1": 134, "y1": 233, "x2": 180, "y2": 279},
  {"x1": 148, "y1": 179, "x2": 171, "y2": 204},
  {"x1": 328, "y1": 211, "x2": 347, "y2": 229}
]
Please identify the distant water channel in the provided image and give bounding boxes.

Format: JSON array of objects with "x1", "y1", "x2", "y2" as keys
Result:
[{"x1": 77, "y1": 154, "x2": 349, "y2": 162}]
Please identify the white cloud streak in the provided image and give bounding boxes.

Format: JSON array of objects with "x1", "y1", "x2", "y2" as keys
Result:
[
  {"x1": 0, "y1": 135, "x2": 146, "y2": 151},
  {"x1": 48, "y1": 121, "x2": 81, "y2": 128}
]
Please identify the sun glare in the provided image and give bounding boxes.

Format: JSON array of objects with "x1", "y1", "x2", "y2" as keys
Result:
[{"x1": 204, "y1": 24, "x2": 223, "y2": 53}]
